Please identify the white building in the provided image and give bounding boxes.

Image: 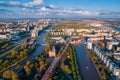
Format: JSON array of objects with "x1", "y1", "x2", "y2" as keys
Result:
[
  {"x1": 93, "y1": 44, "x2": 120, "y2": 77},
  {"x1": 87, "y1": 39, "x2": 92, "y2": 50},
  {"x1": 49, "y1": 46, "x2": 56, "y2": 58},
  {"x1": 106, "y1": 59, "x2": 112, "y2": 68},
  {"x1": 103, "y1": 57, "x2": 109, "y2": 64},
  {"x1": 101, "y1": 54, "x2": 104, "y2": 61},
  {"x1": 88, "y1": 23, "x2": 103, "y2": 27},
  {"x1": 113, "y1": 67, "x2": 120, "y2": 76},
  {"x1": 106, "y1": 41, "x2": 119, "y2": 50},
  {"x1": 109, "y1": 63, "x2": 116, "y2": 71},
  {"x1": 31, "y1": 29, "x2": 38, "y2": 38},
  {"x1": 106, "y1": 42, "x2": 113, "y2": 50},
  {"x1": 0, "y1": 34, "x2": 8, "y2": 39}
]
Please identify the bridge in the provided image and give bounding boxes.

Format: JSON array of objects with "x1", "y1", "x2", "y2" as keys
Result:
[
  {"x1": 36, "y1": 43, "x2": 47, "y2": 46},
  {"x1": 34, "y1": 39, "x2": 70, "y2": 80},
  {"x1": 41, "y1": 44, "x2": 69, "y2": 80},
  {"x1": 43, "y1": 30, "x2": 50, "y2": 32},
  {"x1": 41, "y1": 57, "x2": 60, "y2": 80}
]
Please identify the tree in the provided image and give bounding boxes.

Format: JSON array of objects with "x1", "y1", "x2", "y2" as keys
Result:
[
  {"x1": 47, "y1": 77, "x2": 52, "y2": 80},
  {"x1": 11, "y1": 50, "x2": 18, "y2": 54},
  {"x1": 16, "y1": 65, "x2": 21, "y2": 69},
  {"x1": 12, "y1": 70, "x2": 19, "y2": 80},
  {"x1": 23, "y1": 49, "x2": 28, "y2": 54},
  {"x1": 39, "y1": 60, "x2": 44, "y2": 66},
  {"x1": 24, "y1": 65, "x2": 31, "y2": 76},
  {"x1": 0, "y1": 59, "x2": 2, "y2": 63},
  {"x1": 3, "y1": 70, "x2": 12, "y2": 79},
  {"x1": 26, "y1": 61, "x2": 30, "y2": 65},
  {"x1": 3, "y1": 60, "x2": 9, "y2": 67},
  {"x1": 40, "y1": 65, "x2": 45, "y2": 72},
  {"x1": 20, "y1": 52, "x2": 25, "y2": 58},
  {"x1": 61, "y1": 64, "x2": 72, "y2": 74},
  {"x1": 30, "y1": 63, "x2": 34, "y2": 69},
  {"x1": 112, "y1": 46, "x2": 116, "y2": 51},
  {"x1": 39, "y1": 60, "x2": 45, "y2": 72},
  {"x1": 21, "y1": 44, "x2": 26, "y2": 49},
  {"x1": 3, "y1": 70, "x2": 19, "y2": 80},
  {"x1": 11, "y1": 50, "x2": 18, "y2": 57}
]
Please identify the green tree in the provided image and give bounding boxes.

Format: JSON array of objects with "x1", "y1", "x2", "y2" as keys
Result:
[
  {"x1": 20, "y1": 51, "x2": 26, "y2": 58},
  {"x1": 3, "y1": 60, "x2": 9, "y2": 67},
  {"x1": 11, "y1": 50, "x2": 18, "y2": 57},
  {"x1": 16, "y1": 65, "x2": 21, "y2": 69},
  {"x1": 26, "y1": 61, "x2": 30, "y2": 65},
  {"x1": 21, "y1": 44, "x2": 26, "y2": 49},
  {"x1": 3, "y1": 70, "x2": 12, "y2": 79},
  {"x1": 39, "y1": 60, "x2": 44, "y2": 66},
  {"x1": 40, "y1": 65, "x2": 45, "y2": 72},
  {"x1": 24, "y1": 65, "x2": 31, "y2": 76},
  {"x1": 61, "y1": 64, "x2": 72, "y2": 74},
  {"x1": 12, "y1": 70, "x2": 19, "y2": 80},
  {"x1": 0, "y1": 59, "x2": 2, "y2": 63}
]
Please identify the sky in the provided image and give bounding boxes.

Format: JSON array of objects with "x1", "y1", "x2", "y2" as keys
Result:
[{"x1": 0, "y1": 0, "x2": 120, "y2": 19}]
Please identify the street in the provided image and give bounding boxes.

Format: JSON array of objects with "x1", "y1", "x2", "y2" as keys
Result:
[{"x1": 0, "y1": 25, "x2": 53, "y2": 74}]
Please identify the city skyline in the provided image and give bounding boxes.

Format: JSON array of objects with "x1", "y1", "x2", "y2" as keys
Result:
[{"x1": 0, "y1": 0, "x2": 120, "y2": 18}]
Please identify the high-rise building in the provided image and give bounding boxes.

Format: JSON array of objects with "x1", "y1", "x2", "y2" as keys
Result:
[
  {"x1": 31, "y1": 29, "x2": 38, "y2": 38},
  {"x1": 87, "y1": 38, "x2": 92, "y2": 50},
  {"x1": 49, "y1": 46, "x2": 56, "y2": 58}
]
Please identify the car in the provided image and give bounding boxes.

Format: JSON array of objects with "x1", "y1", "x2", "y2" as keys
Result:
[{"x1": 86, "y1": 66, "x2": 89, "y2": 69}]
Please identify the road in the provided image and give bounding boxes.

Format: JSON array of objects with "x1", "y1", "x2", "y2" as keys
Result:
[
  {"x1": 0, "y1": 25, "x2": 54, "y2": 74},
  {"x1": 41, "y1": 43, "x2": 69, "y2": 80},
  {"x1": 16, "y1": 30, "x2": 47, "y2": 67},
  {"x1": 0, "y1": 37, "x2": 28, "y2": 58},
  {"x1": 74, "y1": 43, "x2": 101, "y2": 80},
  {"x1": 41, "y1": 57, "x2": 60, "y2": 80}
]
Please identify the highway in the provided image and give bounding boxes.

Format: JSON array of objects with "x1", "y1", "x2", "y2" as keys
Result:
[
  {"x1": 0, "y1": 37, "x2": 28, "y2": 58},
  {"x1": 0, "y1": 25, "x2": 53, "y2": 74},
  {"x1": 41, "y1": 57, "x2": 60, "y2": 80},
  {"x1": 41, "y1": 44, "x2": 68, "y2": 80},
  {"x1": 74, "y1": 43, "x2": 101, "y2": 80}
]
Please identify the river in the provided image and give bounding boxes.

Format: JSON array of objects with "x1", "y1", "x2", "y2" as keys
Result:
[
  {"x1": 74, "y1": 43, "x2": 101, "y2": 80},
  {"x1": 13, "y1": 25, "x2": 54, "y2": 71},
  {"x1": 112, "y1": 27, "x2": 120, "y2": 32}
]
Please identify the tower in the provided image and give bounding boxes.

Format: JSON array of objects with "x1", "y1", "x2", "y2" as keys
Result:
[
  {"x1": 87, "y1": 38, "x2": 92, "y2": 50},
  {"x1": 49, "y1": 46, "x2": 56, "y2": 58},
  {"x1": 104, "y1": 36, "x2": 107, "y2": 49}
]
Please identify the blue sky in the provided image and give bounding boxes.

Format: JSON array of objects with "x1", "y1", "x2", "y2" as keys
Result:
[{"x1": 0, "y1": 0, "x2": 120, "y2": 18}]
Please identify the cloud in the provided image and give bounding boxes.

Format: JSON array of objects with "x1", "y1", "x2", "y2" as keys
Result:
[
  {"x1": 99, "y1": 11, "x2": 120, "y2": 16},
  {"x1": 48, "y1": 4, "x2": 57, "y2": 9},
  {"x1": 9, "y1": 1, "x2": 21, "y2": 6},
  {"x1": 0, "y1": 1, "x2": 22, "y2": 7},
  {"x1": 0, "y1": 9, "x2": 14, "y2": 13},
  {"x1": 40, "y1": 7, "x2": 50, "y2": 11},
  {"x1": 31, "y1": 8, "x2": 105, "y2": 17},
  {"x1": 62, "y1": 9, "x2": 100, "y2": 16},
  {"x1": 36, "y1": 12, "x2": 49, "y2": 15},
  {"x1": 0, "y1": 1, "x2": 120, "y2": 19},
  {"x1": 36, "y1": 4, "x2": 57, "y2": 12},
  {"x1": 0, "y1": 0, "x2": 43, "y2": 8},
  {"x1": 23, "y1": 0, "x2": 43, "y2": 7}
]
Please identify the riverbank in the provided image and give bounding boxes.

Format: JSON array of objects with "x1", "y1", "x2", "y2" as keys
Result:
[
  {"x1": 52, "y1": 46, "x2": 81, "y2": 80},
  {"x1": 85, "y1": 46, "x2": 114, "y2": 80},
  {"x1": 0, "y1": 44, "x2": 36, "y2": 73},
  {"x1": 0, "y1": 25, "x2": 54, "y2": 80},
  {"x1": 74, "y1": 43, "x2": 100, "y2": 80},
  {"x1": 84, "y1": 46, "x2": 103, "y2": 80},
  {"x1": 113, "y1": 27, "x2": 120, "y2": 32}
]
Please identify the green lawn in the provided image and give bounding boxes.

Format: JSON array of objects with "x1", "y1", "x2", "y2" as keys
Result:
[
  {"x1": 52, "y1": 67, "x2": 70, "y2": 80},
  {"x1": 53, "y1": 24, "x2": 98, "y2": 30}
]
